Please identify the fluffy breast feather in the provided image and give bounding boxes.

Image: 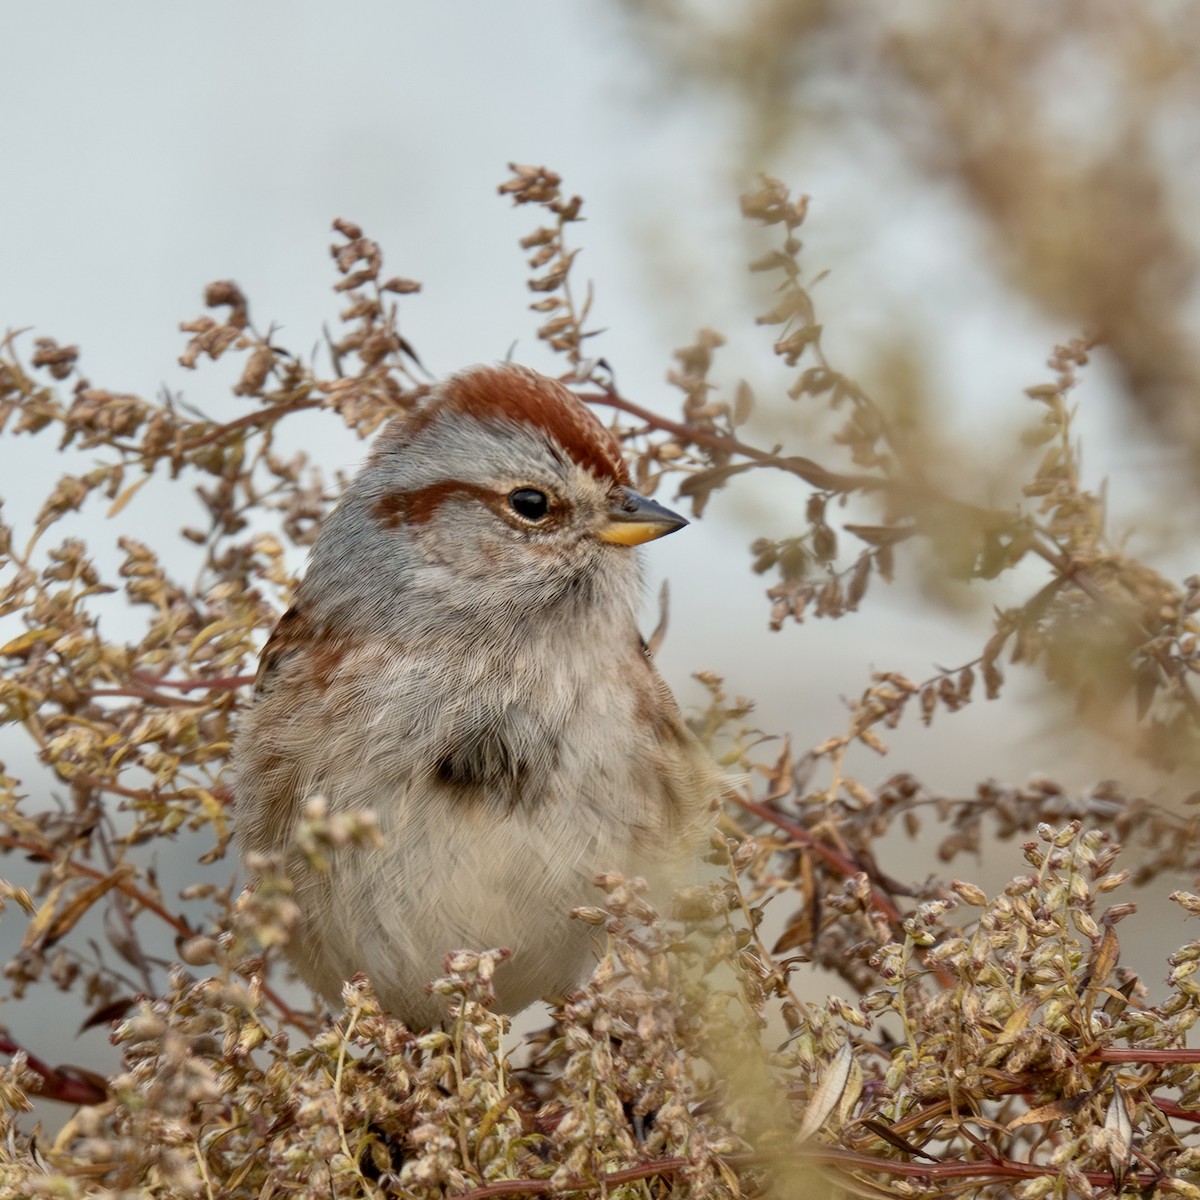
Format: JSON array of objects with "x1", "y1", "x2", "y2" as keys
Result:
[{"x1": 234, "y1": 598, "x2": 716, "y2": 1023}]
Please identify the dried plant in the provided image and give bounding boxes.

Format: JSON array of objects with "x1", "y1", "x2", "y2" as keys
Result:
[
  {"x1": 2, "y1": 161, "x2": 1200, "y2": 1200},
  {"x1": 618, "y1": 1, "x2": 1200, "y2": 474}
]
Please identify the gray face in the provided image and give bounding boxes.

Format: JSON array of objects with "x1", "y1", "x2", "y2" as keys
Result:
[{"x1": 300, "y1": 409, "x2": 643, "y2": 642}]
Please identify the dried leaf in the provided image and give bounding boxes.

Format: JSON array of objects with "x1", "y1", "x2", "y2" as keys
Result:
[
  {"x1": 78, "y1": 996, "x2": 137, "y2": 1034},
  {"x1": 1007, "y1": 1091, "x2": 1091, "y2": 1130},
  {"x1": 0, "y1": 627, "x2": 60, "y2": 657},
  {"x1": 843, "y1": 523, "x2": 915, "y2": 548},
  {"x1": 106, "y1": 474, "x2": 152, "y2": 518},
  {"x1": 38, "y1": 868, "x2": 132, "y2": 948},
  {"x1": 676, "y1": 461, "x2": 757, "y2": 517},
  {"x1": 733, "y1": 379, "x2": 755, "y2": 425},
  {"x1": 797, "y1": 1041, "x2": 854, "y2": 1141}
]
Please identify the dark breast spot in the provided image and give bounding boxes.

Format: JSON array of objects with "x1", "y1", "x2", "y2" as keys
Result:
[
  {"x1": 431, "y1": 710, "x2": 559, "y2": 808},
  {"x1": 434, "y1": 730, "x2": 527, "y2": 790}
]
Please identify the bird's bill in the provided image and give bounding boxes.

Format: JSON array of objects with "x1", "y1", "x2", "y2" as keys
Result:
[{"x1": 598, "y1": 488, "x2": 689, "y2": 546}]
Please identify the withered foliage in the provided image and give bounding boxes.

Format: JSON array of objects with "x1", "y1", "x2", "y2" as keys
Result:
[
  {"x1": 620, "y1": 0, "x2": 1200, "y2": 475},
  {"x1": 2, "y1": 164, "x2": 1200, "y2": 1199}
]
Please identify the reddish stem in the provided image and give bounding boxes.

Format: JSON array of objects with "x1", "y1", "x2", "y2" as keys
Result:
[
  {"x1": 731, "y1": 794, "x2": 957, "y2": 988},
  {"x1": 181, "y1": 396, "x2": 322, "y2": 450},
  {"x1": 583, "y1": 388, "x2": 878, "y2": 495},
  {"x1": 0, "y1": 1032, "x2": 107, "y2": 1106},
  {"x1": 86, "y1": 671, "x2": 254, "y2": 706},
  {"x1": 1092, "y1": 1048, "x2": 1200, "y2": 1064},
  {"x1": 1153, "y1": 1097, "x2": 1200, "y2": 1122},
  {"x1": 448, "y1": 1141, "x2": 1166, "y2": 1198},
  {"x1": 130, "y1": 671, "x2": 255, "y2": 693}
]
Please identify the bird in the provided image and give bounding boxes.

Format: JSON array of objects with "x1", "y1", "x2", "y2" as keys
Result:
[{"x1": 233, "y1": 363, "x2": 718, "y2": 1028}]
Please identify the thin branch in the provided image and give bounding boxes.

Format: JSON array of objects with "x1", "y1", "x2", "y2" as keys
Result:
[
  {"x1": 584, "y1": 387, "x2": 883, "y2": 495},
  {"x1": 180, "y1": 395, "x2": 323, "y2": 451},
  {"x1": 730, "y1": 793, "x2": 958, "y2": 989},
  {"x1": 0, "y1": 1031, "x2": 108, "y2": 1106}
]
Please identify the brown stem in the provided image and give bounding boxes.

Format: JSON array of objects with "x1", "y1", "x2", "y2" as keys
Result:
[
  {"x1": 129, "y1": 671, "x2": 255, "y2": 694},
  {"x1": 0, "y1": 834, "x2": 191, "y2": 935},
  {"x1": 789, "y1": 1143, "x2": 1159, "y2": 1189},
  {"x1": 731, "y1": 795, "x2": 957, "y2": 989},
  {"x1": 583, "y1": 388, "x2": 882, "y2": 495},
  {"x1": 85, "y1": 671, "x2": 254, "y2": 706},
  {"x1": 70, "y1": 773, "x2": 193, "y2": 804},
  {"x1": 1092, "y1": 1048, "x2": 1200, "y2": 1064},
  {"x1": 181, "y1": 396, "x2": 323, "y2": 451},
  {"x1": 0, "y1": 1031, "x2": 108, "y2": 1106},
  {"x1": 452, "y1": 1140, "x2": 1165, "y2": 1198},
  {"x1": 1152, "y1": 1096, "x2": 1200, "y2": 1122},
  {"x1": 84, "y1": 685, "x2": 196, "y2": 708}
]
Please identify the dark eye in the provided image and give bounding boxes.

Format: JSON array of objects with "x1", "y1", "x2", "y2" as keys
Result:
[{"x1": 508, "y1": 488, "x2": 550, "y2": 522}]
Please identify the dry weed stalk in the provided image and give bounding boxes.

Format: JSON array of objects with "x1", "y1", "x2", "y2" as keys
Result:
[{"x1": 1, "y1": 166, "x2": 1199, "y2": 1197}]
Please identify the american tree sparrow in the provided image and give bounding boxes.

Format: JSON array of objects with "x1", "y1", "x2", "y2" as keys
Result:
[{"x1": 234, "y1": 364, "x2": 717, "y2": 1027}]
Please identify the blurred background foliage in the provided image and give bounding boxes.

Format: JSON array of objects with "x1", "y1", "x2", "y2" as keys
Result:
[
  {"x1": 615, "y1": 0, "x2": 1200, "y2": 793},
  {"x1": 624, "y1": 0, "x2": 1200, "y2": 457}
]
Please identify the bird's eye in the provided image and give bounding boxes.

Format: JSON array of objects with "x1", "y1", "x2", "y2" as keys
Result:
[{"x1": 508, "y1": 488, "x2": 550, "y2": 522}]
